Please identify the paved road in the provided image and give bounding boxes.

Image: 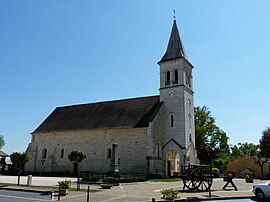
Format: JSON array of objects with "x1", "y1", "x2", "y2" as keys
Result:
[
  {"x1": 0, "y1": 175, "x2": 77, "y2": 187},
  {"x1": 0, "y1": 176, "x2": 269, "y2": 201},
  {"x1": 0, "y1": 190, "x2": 52, "y2": 202}
]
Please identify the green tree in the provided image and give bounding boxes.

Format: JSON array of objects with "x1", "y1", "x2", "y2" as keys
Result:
[
  {"x1": 68, "y1": 150, "x2": 87, "y2": 190},
  {"x1": 10, "y1": 152, "x2": 29, "y2": 185},
  {"x1": 0, "y1": 135, "x2": 5, "y2": 149},
  {"x1": 255, "y1": 127, "x2": 270, "y2": 179},
  {"x1": 259, "y1": 127, "x2": 270, "y2": 159},
  {"x1": 230, "y1": 145, "x2": 241, "y2": 159},
  {"x1": 195, "y1": 106, "x2": 229, "y2": 166},
  {"x1": 230, "y1": 142, "x2": 259, "y2": 159}
]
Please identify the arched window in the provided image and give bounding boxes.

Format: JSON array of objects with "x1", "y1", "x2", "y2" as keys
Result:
[
  {"x1": 174, "y1": 69, "x2": 178, "y2": 84},
  {"x1": 170, "y1": 114, "x2": 174, "y2": 127},
  {"x1": 189, "y1": 134, "x2": 192, "y2": 142},
  {"x1": 107, "y1": 148, "x2": 112, "y2": 159},
  {"x1": 42, "y1": 148, "x2": 47, "y2": 159},
  {"x1": 186, "y1": 73, "x2": 192, "y2": 87},
  {"x1": 156, "y1": 142, "x2": 161, "y2": 157},
  {"x1": 60, "y1": 149, "x2": 64, "y2": 158},
  {"x1": 166, "y1": 71, "x2": 170, "y2": 85}
]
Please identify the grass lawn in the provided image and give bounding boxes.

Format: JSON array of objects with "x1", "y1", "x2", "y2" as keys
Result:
[
  {"x1": 148, "y1": 178, "x2": 181, "y2": 182},
  {"x1": 0, "y1": 183, "x2": 100, "y2": 192}
]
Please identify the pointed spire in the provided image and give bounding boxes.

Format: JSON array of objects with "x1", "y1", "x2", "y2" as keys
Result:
[{"x1": 159, "y1": 19, "x2": 187, "y2": 63}]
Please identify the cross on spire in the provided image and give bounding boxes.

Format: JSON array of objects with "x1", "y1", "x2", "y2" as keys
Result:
[{"x1": 173, "y1": 10, "x2": 176, "y2": 20}]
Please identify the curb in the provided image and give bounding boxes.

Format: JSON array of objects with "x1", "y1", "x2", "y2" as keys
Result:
[
  {"x1": 0, "y1": 186, "x2": 53, "y2": 194},
  {"x1": 184, "y1": 195, "x2": 253, "y2": 201},
  {"x1": 151, "y1": 195, "x2": 254, "y2": 201}
]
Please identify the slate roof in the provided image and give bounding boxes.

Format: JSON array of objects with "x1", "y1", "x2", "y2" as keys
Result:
[
  {"x1": 33, "y1": 95, "x2": 162, "y2": 133},
  {"x1": 159, "y1": 19, "x2": 188, "y2": 63}
]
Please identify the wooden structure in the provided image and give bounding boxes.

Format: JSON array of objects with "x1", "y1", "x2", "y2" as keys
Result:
[
  {"x1": 179, "y1": 165, "x2": 213, "y2": 192},
  {"x1": 222, "y1": 171, "x2": 238, "y2": 191}
]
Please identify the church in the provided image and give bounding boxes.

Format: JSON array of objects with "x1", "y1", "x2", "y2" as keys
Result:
[{"x1": 25, "y1": 19, "x2": 199, "y2": 177}]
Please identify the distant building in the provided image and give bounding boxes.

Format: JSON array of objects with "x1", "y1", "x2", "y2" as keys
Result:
[
  {"x1": 0, "y1": 150, "x2": 9, "y2": 173},
  {"x1": 25, "y1": 19, "x2": 199, "y2": 177},
  {"x1": 227, "y1": 156, "x2": 270, "y2": 179}
]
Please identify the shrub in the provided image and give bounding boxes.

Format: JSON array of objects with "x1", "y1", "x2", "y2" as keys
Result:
[
  {"x1": 118, "y1": 175, "x2": 146, "y2": 183},
  {"x1": 103, "y1": 176, "x2": 119, "y2": 183},
  {"x1": 81, "y1": 173, "x2": 103, "y2": 182},
  {"x1": 102, "y1": 175, "x2": 146, "y2": 183},
  {"x1": 212, "y1": 167, "x2": 220, "y2": 177},
  {"x1": 58, "y1": 179, "x2": 71, "y2": 190},
  {"x1": 160, "y1": 188, "x2": 180, "y2": 200},
  {"x1": 147, "y1": 174, "x2": 162, "y2": 179},
  {"x1": 212, "y1": 167, "x2": 219, "y2": 172},
  {"x1": 227, "y1": 170, "x2": 236, "y2": 178}
]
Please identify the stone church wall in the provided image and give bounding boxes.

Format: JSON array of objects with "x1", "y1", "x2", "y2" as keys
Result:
[{"x1": 25, "y1": 127, "x2": 148, "y2": 174}]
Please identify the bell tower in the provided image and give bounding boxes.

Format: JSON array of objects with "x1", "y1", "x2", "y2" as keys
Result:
[{"x1": 157, "y1": 19, "x2": 198, "y2": 167}]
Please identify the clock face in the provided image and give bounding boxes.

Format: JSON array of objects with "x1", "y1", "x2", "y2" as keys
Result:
[{"x1": 169, "y1": 91, "x2": 174, "y2": 96}]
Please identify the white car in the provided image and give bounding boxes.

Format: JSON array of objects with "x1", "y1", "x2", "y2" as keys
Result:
[{"x1": 252, "y1": 182, "x2": 270, "y2": 200}]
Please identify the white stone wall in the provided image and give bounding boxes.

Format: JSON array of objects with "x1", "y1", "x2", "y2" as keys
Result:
[
  {"x1": 158, "y1": 58, "x2": 194, "y2": 149},
  {"x1": 156, "y1": 57, "x2": 198, "y2": 168},
  {"x1": 159, "y1": 58, "x2": 193, "y2": 91},
  {"x1": 184, "y1": 90, "x2": 196, "y2": 149},
  {"x1": 25, "y1": 127, "x2": 148, "y2": 174}
]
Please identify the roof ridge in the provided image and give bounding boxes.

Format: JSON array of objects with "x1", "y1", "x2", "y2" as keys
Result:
[{"x1": 57, "y1": 95, "x2": 159, "y2": 109}]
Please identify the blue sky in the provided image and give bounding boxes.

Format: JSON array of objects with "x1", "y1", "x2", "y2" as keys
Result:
[{"x1": 1, "y1": 0, "x2": 270, "y2": 154}]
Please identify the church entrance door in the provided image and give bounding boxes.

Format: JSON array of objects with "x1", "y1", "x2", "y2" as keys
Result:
[{"x1": 166, "y1": 150, "x2": 180, "y2": 177}]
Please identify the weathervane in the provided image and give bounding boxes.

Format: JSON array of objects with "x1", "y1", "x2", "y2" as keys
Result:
[{"x1": 173, "y1": 9, "x2": 176, "y2": 20}]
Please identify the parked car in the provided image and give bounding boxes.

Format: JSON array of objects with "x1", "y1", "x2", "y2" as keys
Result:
[{"x1": 252, "y1": 182, "x2": 270, "y2": 200}]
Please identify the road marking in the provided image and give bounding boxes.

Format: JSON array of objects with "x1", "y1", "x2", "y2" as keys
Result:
[{"x1": 0, "y1": 194, "x2": 52, "y2": 201}]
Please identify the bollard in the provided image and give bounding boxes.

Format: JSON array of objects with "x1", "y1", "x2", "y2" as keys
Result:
[
  {"x1": 58, "y1": 183, "x2": 61, "y2": 201},
  {"x1": 152, "y1": 198, "x2": 155, "y2": 202},
  {"x1": 27, "y1": 175, "x2": 32, "y2": 186},
  {"x1": 87, "y1": 185, "x2": 90, "y2": 202}
]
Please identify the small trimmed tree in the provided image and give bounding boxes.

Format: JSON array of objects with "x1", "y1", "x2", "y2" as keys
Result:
[
  {"x1": 68, "y1": 150, "x2": 87, "y2": 190},
  {"x1": 10, "y1": 152, "x2": 29, "y2": 185}
]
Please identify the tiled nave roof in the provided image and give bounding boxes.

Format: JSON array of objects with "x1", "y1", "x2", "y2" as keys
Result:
[{"x1": 33, "y1": 95, "x2": 162, "y2": 133}]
